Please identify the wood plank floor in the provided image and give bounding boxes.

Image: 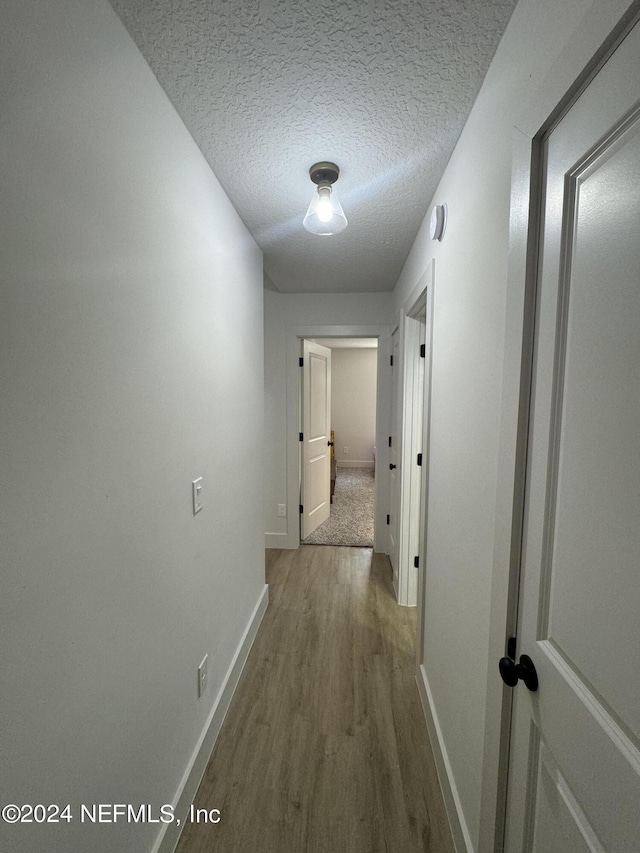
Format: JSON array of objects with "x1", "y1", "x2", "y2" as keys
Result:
[{"x1": 176, "y1": 546, "x2": 454, "y2": 853}]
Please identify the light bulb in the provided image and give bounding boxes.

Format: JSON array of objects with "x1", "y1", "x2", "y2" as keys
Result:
[
  {"x1": 316, "y1": 187, "x2": 333, "y2": 223},
  {"x1": 303, "y1": 163, "x2": 348, "y2": 236}
]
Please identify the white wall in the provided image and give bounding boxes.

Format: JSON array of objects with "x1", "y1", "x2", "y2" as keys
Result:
[
  {"x1": 392, "y1": 0, "x2": 638, "y2": 850},
  {"x1": 264, "y1": 289, "x2": 392, "y2": 547},
  {"x1": 0, "y1": 3, "x2": 266, "y2": 852},
  {"x1": 331, "y1": 348, "x2": 378, "y2": 468}
]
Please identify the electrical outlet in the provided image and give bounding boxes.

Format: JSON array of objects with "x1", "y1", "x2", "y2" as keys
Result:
[
  {"x1": 198, "y1": 654, "x2": 208, "y2": 698},
  {"x1": 343, "y1": 446, "x2": 348, "y2": 454},
  {"x1": 277, "y1": 504, "x2": 286, "y2": 517}
]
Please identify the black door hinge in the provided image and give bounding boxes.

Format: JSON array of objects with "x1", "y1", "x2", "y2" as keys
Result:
[
  {"x1": 299, "y1": 357, "x2": 304, "y2": 367},
  {"x1": 299, "y1": 432, "x2": 303, "y2": 442},
  {"x1": 417, "y1": 453, "x2": 422, "y2": 466},
  {"x1": 420, "y1": 343, "x2": 426, "y2": 358},
  {"x1": 299, "y1": 504, "x2": 303, "y2": 514},
  {"x1": 414, "y1": 556, "x2": 420, "y2": 568},
  {"x1": 388, "y1": 435, "x2": 392, "y2": 447},
  {"x1": 386, "y1": 514, "x2": 390, "y2": 525},
  {"x1": 390, "y1": 354, "x2": 394, "y2": 367}
]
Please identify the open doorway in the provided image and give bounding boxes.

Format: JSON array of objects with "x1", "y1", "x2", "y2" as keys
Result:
[
  {"x1": 301, "y1": 337, "x2": 378, "y2": 547},
  {"x1": 282, "y1": 323, "x2": 391, "y2": 552}
]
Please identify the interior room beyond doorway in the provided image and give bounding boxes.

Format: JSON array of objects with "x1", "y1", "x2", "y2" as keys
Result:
[{"x1": 301, "y1": 338, "x2": 378, "y2": 547}]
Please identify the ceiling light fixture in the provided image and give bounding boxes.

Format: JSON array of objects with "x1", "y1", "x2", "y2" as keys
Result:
[{"x1": 303, "y1": 162, "x2": 348, "y2": 236}]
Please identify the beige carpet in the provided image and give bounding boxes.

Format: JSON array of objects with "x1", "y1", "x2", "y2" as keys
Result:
[{"x1": 303, "y1": 467, "x2": 374, "y2": 547}]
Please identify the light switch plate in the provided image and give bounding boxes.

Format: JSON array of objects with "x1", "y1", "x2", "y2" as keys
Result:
[
  {"x1": 192, "y1": 477, "x2": 204, "y2": 515},
  {"x1": 198, "y1": 654, "x2": 208, "y2": 698}
]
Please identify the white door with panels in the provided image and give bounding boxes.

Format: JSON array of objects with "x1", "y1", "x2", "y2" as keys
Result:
[
  {"x1": 503, "y1": 20, "x2": 640, "y2": 853},
  {"x1": 407, "y1": 315, "x2": 426, "y2": 607},
  {"x1": 388, "y1": 328, "x2": 400, "y2": 594},
  {"x1": 301, "y1": 339, "x2": 332, "y2": 540}
]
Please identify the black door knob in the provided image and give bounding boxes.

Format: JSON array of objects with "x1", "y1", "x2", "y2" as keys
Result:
[
  {"x1": 327, "y1": 441, "x2": 334, "y2": 446},
  {"x1": 389, "y1": 463, "x2": 396, "y2": 470},
  {"x1": 499, "y1": 654, "x2": 538, "y2": 692}
]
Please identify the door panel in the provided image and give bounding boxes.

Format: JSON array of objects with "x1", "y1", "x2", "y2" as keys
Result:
[
  {"x1": 505, "y1": 20, "x2": 640, "y2": 853},
  {"x1": 309, "y1": 351, "x2": 328, "y2": 437},
  {"x1": 531, "y1": 737, "x2": 603, "y2": 853},
  {"x1": 301, "y1": 340, "x2": 331, "y2": 540},
  {"x1": 547, "y1": 124, "x2": 640, "y2": 736}
]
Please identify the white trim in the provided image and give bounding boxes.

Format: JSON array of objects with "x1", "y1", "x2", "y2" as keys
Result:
[
  {"x1": 400, "y1": 276, "x2": 431, "y2": 606},
  {"x1": 154, "y1": 585, "x2": 269, "y2": 853},
  {"x1": 479, "y1": 126, "x2": 535, "y2": 853},
  {"x1": 264, "y1": 532, "x2": 291, "y2": 548},
  {"x1": 417, "y1": 665, "x2": 474, "y2": 853},
  {"x1": 389, "y1": 263, "x2": 434, "y2": 606},
  {"x1": 285, "y1": 324, "x2": 392, "y2": 552},
  {"x1": 403, "y1": 267, "x2": 430, "y2": 321},
  {"x1": 415, "y1": 264, "x2": 436, "y2": 661},
  {"x1": 336, "y1": 459, "x2": 374, "y2": 469}
]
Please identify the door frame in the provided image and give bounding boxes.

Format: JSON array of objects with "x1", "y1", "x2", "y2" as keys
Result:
[
  {"x1": 283, "y1": 324, "x2": 391, "y2": 551},
  {"x1": 407, "y1": 261, "x2": 435, "y2": 646},
  {"x1": 479, "y1": 5, "x2": 640, "y2": 851},
  {"x1": 395, "y1": 263, "x2": 434, "y2": 607},
  {"x1": 388, "y1": 326, "x2": 401, "y2": 594}
]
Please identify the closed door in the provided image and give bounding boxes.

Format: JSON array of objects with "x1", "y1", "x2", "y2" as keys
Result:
[
  {"x1": 407, "y1": 316, "x2": 426, "y2": 606},
  {"x1": 504, "y1": 20, "x2": 640, "y2": 852},
  {"x1": 388, "y1": 329, "x2": 400, "y2": 592},
  {"x1": 301, "y1": 340, "x2": 331, "y2": 540}
]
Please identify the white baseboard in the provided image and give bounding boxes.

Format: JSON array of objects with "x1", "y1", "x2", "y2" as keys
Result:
[
  {"x1": 336, "y1": 460, "x2": 374, "y2": 469},
  {"x1": 153, "y1": 584, "x2": 269, "y2": 853},
  {"x1": 416, "y1": 664, "x2": 474, "y2": 853},
  {"x1": 264, "y1": 531, "x2": 297, "y2": 549}
]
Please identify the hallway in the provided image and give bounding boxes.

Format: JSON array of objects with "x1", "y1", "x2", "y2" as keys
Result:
[{"x1": 176, "y1": 547, "x2": 454, "y2": 853}]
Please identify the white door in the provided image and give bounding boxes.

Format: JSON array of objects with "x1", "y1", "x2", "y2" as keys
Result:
[
  {"x1": 301, "y1": 339, "x2": 331, "y2": 540},
  {"x1": 407, "y1": 316, "x2": 426, "y2": 606},
  {"x1": 389, "y1": 329, "x2": 400, "y2": 593},
  {"x1": 504, "y1": 21, "x2": 640, "y2": 852}
]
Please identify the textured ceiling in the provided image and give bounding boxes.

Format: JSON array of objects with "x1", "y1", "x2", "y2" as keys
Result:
[{"x1": 110, "y1": 0, "x2": 517, "y2": 293}]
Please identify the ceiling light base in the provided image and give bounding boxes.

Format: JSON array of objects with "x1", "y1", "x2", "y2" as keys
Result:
[{"x1": 309, "y1": 162, "x2": 340, "y2": 185}]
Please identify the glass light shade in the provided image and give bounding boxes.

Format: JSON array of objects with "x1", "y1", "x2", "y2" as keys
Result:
[{"x1": 303, "y1": 183, "x2": 348, "y2": 236}]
